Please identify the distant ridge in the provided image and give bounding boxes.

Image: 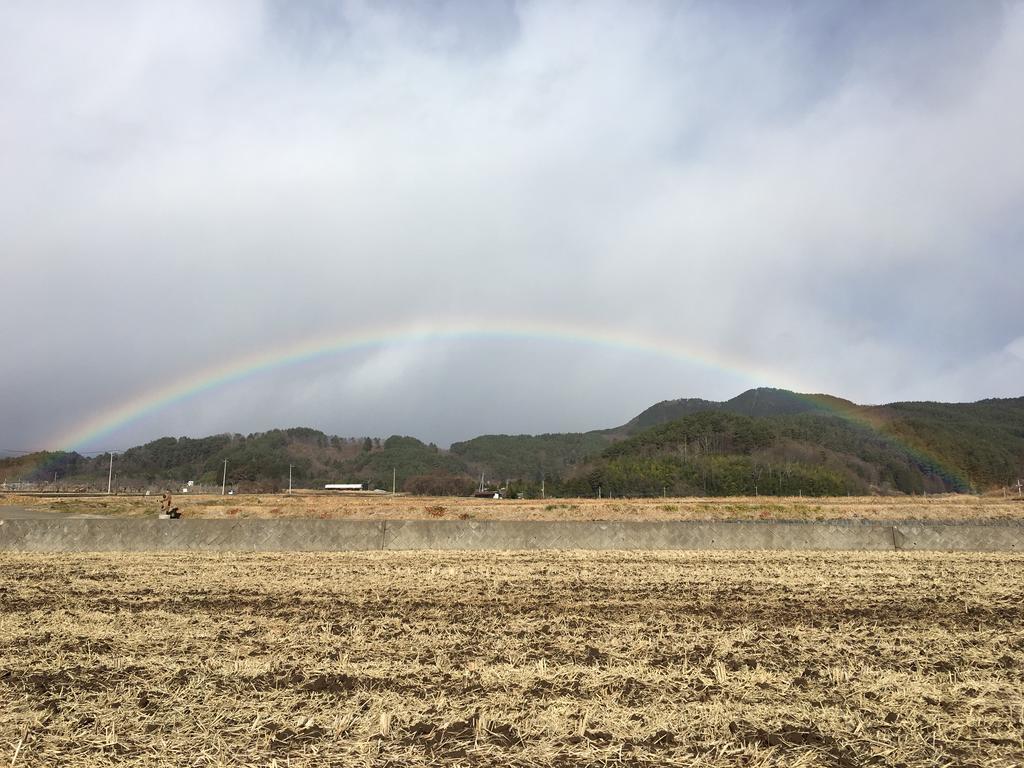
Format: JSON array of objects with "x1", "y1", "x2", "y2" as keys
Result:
[
  {"x1": 3, "y1": 388, "x2": 1022, "y2": 497},
  {"x1": 621, "y1": 387, "x2": 858, "y2": 432}
]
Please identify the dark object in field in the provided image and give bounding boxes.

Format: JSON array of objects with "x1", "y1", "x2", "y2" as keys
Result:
[{"x1": 159, "y1": 489, "x2": 181, "y2": 518}]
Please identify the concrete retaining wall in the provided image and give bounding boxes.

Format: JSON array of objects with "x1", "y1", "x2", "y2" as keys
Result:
[
  {"x1": 893, "y1": 522, "x2": 1023, "y2": 552},
  {"x1": 1, "y1": 517, "x2": 1023, "y2": 553},
  {"x1": 0, "y1": 519, "x2": 384, "y2": 553},
  {"x1": 382, "y1": 519, "x2": 898, "y2": 551}
]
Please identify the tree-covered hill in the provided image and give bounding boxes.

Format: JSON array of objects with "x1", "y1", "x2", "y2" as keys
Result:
[
  {"x1": 870, "y1": 398, "x2": 1024, "y2": 489},
  {"x1": 449, "y1": 432, "x2": 612, "y2": 485},
  {"x1": 620, "y1": 398, "x2": 720, "y2": 432},
  {"x1": 620, "y1": 387, "x2": 859, "y2": 433},
  {"x1": 563, "y1": 410, "x2": 954, "y2": 497},
  {"x1": 3, "y1": 389, "x2": 1021, "y2": 496},
  {"x1": 0, "y1": 429, "x2": 466, "y2": 493}
]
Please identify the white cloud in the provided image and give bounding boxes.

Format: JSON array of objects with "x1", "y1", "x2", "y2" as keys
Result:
[
  {"x1": 2, "y1": 1, "x2": 1022, "y2": 448},
  {"x1": 1006, "y1": 337, "x2": 1024, "y2": 362}
]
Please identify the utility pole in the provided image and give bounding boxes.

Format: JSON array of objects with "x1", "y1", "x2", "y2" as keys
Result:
[
  {"x1": 107, "y1": 453, "x2": 114, "y2": 494},
  {"x1": 288, "y1": 464, "x2": 293, "y2": 494},
  {"x1": 541, "y1": 476, "x2": 545, "y2": 499},
  {"x1": 392, "y1": 468, "x2": 396, "y2": 496},
  {"x1": 222, "y1": 459, "x2": 228, "y2": 496}
]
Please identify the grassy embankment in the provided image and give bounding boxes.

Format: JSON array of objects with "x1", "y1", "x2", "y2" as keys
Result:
[{"x1": 3, "y1": 491, "x2": 1023, "y2": 521}]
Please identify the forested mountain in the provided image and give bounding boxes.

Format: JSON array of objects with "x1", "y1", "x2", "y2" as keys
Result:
[
  {"x1": 587, "y1": 390, "x2": 1024, "y2": 495},
  {"x1": 564, "y1": 410, "x2": 957, "y2": 497},
  {"x1": 621, "y1": 388, "x2": 857, "y2": 432},
  {"x1": 449, "y1": 432, "x2": 612, "y2": 485},
  {"x1": 0, "y1": 429, "x2": 459, "y2": 494},
  {"x1": 3, "y1": 389, "x2": 1022, "y2": 496}
]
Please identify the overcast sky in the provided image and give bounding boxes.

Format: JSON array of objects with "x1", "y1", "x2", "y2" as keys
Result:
[{"x1": 2, "y1": 0, "x2": 1023, "y2": 452}]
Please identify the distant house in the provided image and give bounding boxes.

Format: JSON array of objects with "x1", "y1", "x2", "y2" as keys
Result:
[{"x1": 324, "y1": 483, "x2": 365, "y2": 491}]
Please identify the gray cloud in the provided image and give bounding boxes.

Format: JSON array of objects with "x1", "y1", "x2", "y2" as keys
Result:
[{"x1": 2, "y1": 0, "x2": 1022, "y2": 450}]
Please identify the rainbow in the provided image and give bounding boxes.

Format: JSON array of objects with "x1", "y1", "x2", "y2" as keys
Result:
[
  {"x1": 37, "y1": 317, "x2": 967, "y2": 490},
  {"x1": 47, "y1": 318, "x2": 803, "y2": 451},
  {"x1": 768, "y1": 391, "x2": 970, "y2": 490}
]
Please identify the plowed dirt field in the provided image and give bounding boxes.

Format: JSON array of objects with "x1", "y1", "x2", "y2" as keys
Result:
[{"x1": 2, "y1": 551, "x2": 1022, "y2": 766}]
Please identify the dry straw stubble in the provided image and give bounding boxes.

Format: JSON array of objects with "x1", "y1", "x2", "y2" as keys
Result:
[{"x1": 1, "y1": 550, "x2": 1023, "y2": 766}]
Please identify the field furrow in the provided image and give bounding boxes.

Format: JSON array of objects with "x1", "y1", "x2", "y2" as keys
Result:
[{"x1": 1, "y1": 551, "x2": 1022, "y2": 766}]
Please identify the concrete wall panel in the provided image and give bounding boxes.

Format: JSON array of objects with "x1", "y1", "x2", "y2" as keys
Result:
[
  {"x1": 381, "y1": 520, "x2": 896, "y2": 551},
  {"x1": 1, "y1": 517, "x2": 1022, "y2": 553},
  {"x1": 0, "y1": 519, "x2": 385, "y2": 553},
  {"x1": 893, "y1": 523, "x2": 1024, "y2": 552}
]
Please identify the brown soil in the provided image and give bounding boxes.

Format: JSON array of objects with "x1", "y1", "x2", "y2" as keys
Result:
[{"x1": 1, "y1": 550, "x2": 1022, "y2": 766}]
